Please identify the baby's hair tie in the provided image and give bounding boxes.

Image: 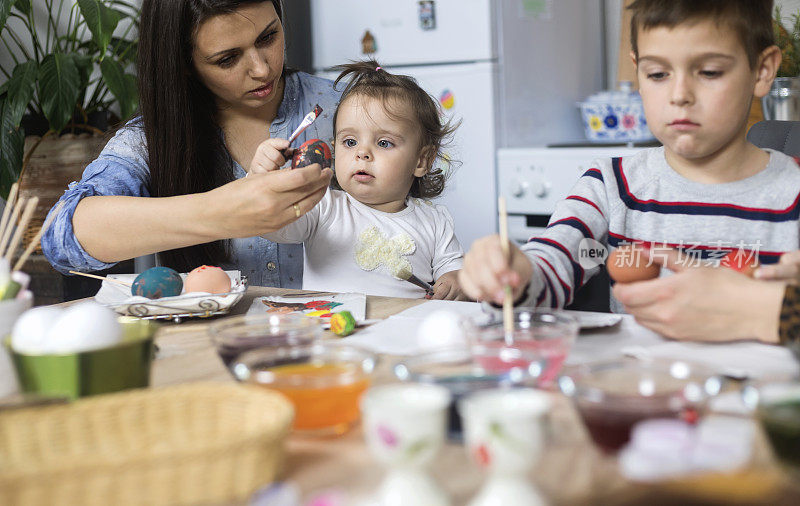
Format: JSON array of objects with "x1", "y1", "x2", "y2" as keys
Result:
[{"x1": 375, "y1": 66, "x2": 382, "y2": 71}]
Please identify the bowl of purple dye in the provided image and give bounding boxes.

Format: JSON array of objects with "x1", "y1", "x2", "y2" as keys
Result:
[{"x1": 208, "y1": 313, "x2": 322, "y2": 370}]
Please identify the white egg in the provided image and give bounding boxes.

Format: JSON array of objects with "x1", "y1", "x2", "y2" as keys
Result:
[
  {"x1": 45, "y1": 301, "x2": 122, "y2": 353},
  {"x1": 416, "y1": 310, "x2": 467, "y2": 351},
  {"x1": 11, "y1": 306, "x2": 64, "y2": 354}
]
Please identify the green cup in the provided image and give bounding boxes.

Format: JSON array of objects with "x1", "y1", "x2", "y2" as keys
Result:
[{"x1": 6, "y1": 317, "x2": 158, "y2": 400}]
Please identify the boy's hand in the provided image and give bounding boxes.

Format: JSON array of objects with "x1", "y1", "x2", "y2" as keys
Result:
[
  {"x1": 754, "y1": 250, "x2": 800, "y2": 285},
  {"x1": 431, "y1": 270, "x2": 467, "y2": 300},
  {"x1": 248, "y1": 138, "x2": 295, "y2": 175},
  {"x1": 458, "y1": 235, "x2": 533, "y2": 305}
]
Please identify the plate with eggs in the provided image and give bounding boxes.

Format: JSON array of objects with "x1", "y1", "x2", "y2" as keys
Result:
[{"x1": 94, "y1": 265, "x2": 246, "y2": 319}]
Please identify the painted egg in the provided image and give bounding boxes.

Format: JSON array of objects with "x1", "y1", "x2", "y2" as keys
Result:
[
  {"x1": 607, "y1": 245, "x2": 660, "y2": 283},
  {"x1": 291, "y1": 139, "x2": 332, "y2": 169},
  {"x1": 131, "y1": 266, "x2": 183, "y2": 299},
  {"x1": 721, "y1": 250, "x2": 759, "y2": 277},
  {"x1": 184, "y1": 265, "x2": 231, "y2": 294}
]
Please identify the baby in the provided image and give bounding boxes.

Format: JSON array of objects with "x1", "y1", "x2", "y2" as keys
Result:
[{"x1": 258, "y1": 60, "x2": 464, "y2": 299}]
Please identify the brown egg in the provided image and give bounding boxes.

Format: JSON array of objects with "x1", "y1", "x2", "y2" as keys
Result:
[
  {"x1": 183, "y1": 265, "x2": 231, "y2": 294},
  {"x1": 606, "y1": 245, "x2": 660, "y2": 283}
]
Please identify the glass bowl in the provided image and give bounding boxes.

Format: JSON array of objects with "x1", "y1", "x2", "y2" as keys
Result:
[
  {"x1": 558, "y1": 358, "x2": 723, "y2": 453},
  {"x1": 743, "y1": 380, "x2": 800, "y2": 472},
  {"x1": 231, "y1": 343, "x2": 377, "y2": 435},
  {"x1": 394, "y1": 345, "x2": 545, "y2": 440},
  {"x1": 208, "y1": 313, "x2": 322, "y2": 368},
  {"x1": 465, "y1": 308, "x2": 579, "y2": 385}
]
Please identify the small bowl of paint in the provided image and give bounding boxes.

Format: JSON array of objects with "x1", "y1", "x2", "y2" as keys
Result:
[
  {"x1": 232, "y1": 343, "x2": 377, "y2": 435},
  {"x1": 393, "y1": 345, "x2": 544, "y2": 440},
  {"x1": 464, "y1": 308, "x2": 579, "y2": 386},
  {"x1": 208, "y1": 314, "x2": 322, "y2": 368},
  {"x1": 559, "y1": 358, "x2": 723, "y2": 453}
]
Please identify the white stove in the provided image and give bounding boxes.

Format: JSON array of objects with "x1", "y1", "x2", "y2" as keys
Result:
[{"x1": 497, "y1": 145, "x2": 650, "y2": 244}]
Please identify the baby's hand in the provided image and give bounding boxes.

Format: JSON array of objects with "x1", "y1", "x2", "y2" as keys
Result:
[
  {"x1": 431, "y1": 270, "x2": 467, "y2": 300},
  {"x1": 755, "y1": 250, "x2": 800, "y2": 284},
  {"x1": 458, "y1": 235, "x2": 533, "y2": 305},
  {"x1": 248, "y1": 138, "x2": 294, "y2": 175}
]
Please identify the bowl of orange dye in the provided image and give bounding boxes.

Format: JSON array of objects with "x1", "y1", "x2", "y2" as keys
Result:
[{"x1": 231, "y1": 343, "x2": 377, "y2": 435}]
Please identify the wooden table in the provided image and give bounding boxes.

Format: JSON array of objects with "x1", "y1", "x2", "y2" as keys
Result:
[{"x1": 145, "y1": 287, "x2": 796, "y2": 505}]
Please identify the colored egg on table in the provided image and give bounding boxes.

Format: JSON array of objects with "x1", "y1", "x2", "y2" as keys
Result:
[
  {"x1": 606, "y1": 245, "x2": 660, "y2": 283},
  {"x1": 131, "y1": 266, "x2": 183, "y2": 299},
  {"x1": 184, "y1": 265, "x2": 231, "y2": 294},
  {"x1": 291, "y1": 139, "x2": 332, "y2": 169}
]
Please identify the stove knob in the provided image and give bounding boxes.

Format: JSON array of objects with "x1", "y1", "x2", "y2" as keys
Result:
[
  {"x1": 509, "y1": 179, "x2": 528, "y2": 198},
  {"x1": 531, "y1": 180, "x2": 550, "y2": 198}
]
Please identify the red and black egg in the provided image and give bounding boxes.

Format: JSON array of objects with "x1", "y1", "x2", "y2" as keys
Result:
[{"x1": 292, "y1": 139, "x2": 332, "y2": 169}]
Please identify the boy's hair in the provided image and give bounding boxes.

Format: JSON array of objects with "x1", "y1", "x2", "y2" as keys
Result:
[
  {"x1": 331, "y1": 59, "x2": 458, "y2": 199},
  {"x1": 629, "y1": 0, "x2": 774, "y2": 68}
]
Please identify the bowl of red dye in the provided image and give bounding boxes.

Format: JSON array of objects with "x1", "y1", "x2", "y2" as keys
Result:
[
  {"x1": 208, "y1": 313, "x2": 322, "y2": 369},
  {"x1": 558, "y1": 358, "x2": 723, "y2": 453},
  {"x1": 464, "y1": 308, "x2": 579, "y2": 386}
]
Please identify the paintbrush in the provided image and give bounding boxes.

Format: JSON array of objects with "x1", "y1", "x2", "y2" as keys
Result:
[
  {"x1": 405, "y1": 273, "x2": 435, "y2": 296},
  {"x1": 498, "y1": 196, "x2": 514, "y2": 345},
  {"x1": 287, "y1": 104, "x2": 323, "y2": 146}
]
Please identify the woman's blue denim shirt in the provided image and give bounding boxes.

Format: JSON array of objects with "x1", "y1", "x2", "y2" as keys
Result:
[{"x1": 41, "y1": 71, "x2": 340, "y2": 288}]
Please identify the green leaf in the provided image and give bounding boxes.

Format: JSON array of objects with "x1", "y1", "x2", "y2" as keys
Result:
[
  {"x1": 77, "y1": 0, "x2": 120, "y2": 56},
  {"x1": 100, "y1": 57, "x2": 137, "y2": 119},
  {"x1": 4, "y1": 61, "x2": 37, "y2": 127},
  {"x1": 13, "y1": 0, "x2": 30, "y2": 16},
  {"x1": 0, "y1": 97, "x2": 25, "y2": 199},
  {"x1": 67, "y1": 53, "x2": 93, "y2": 89},
  {"x1": 0, "y1": 0, "x2": 12, "y2": 34},
  {"x1": 39, "y1": 53, "x2": 82, "y2": 132}
]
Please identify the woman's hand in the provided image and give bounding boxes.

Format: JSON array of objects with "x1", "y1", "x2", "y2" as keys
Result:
[
  {"x1": 458, "y1": 235, "x2": 533, "y2": 304},
  {"x1": 613, "y1": 248, "x2": 784, "y2": 344},
  {"x1": 431, "y1": 270, "x2": 467, "y2": 300},
  {"x1": 204, "y1": 163, "x2": 332, "y2": 238},
  {"x1": 248, "y1": 137, "x2": 294, "y2": 175},
  {"x1": 755, "y1": 250, "x2": 800, "y2": 285}
]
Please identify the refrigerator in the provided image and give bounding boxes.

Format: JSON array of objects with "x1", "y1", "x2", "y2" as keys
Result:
[{"x1": 310, "y1": 0, "x2": 605, "y2": 249}]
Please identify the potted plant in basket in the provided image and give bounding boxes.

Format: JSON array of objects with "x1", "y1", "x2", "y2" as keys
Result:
[
  {"x1": 0, "y1": 0, "x2": 139, "y2": 201},
  {"x1": 764, "y1": 6, "x2": 800, "y2": 121}
]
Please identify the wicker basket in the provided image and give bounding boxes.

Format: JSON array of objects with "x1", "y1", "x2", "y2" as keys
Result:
[{"x1": 0, "y1": 382, "x2": 294, "y2": 506}]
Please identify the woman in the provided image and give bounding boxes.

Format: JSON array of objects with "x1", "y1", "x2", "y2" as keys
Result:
[
  {"x1": 42, "y1": 0, "x2": 339, "y2": 288},
  {"x1": 613, "y1": 248, "x2": 800, "y2": 345}
]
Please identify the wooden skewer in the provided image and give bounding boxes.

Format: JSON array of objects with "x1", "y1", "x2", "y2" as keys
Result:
[
  {"x1": 68, "y1": 270, "x2": 133, "y2": 287},
  {"x1": 13, "y1": 201, "x2": 65, "y2": 272},
  {"x1": 0, "y1": 196, "x2": 26, "y2": 257},
  {"x1": 4, "y1": 196, "x2": 38, "y2": 262},
  {"x1": 0, "y1": 183, "x2": 19, "y2": 244},
  {"x1": 498, "y1": 196, "x2": 514, "y2": 344}
]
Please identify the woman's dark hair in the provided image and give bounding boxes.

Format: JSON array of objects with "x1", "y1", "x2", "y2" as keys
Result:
[
  {"x1": 331, "y1": 59, "x2": 458, "y2": 199},
  {"x1": 138, "y1": 0, "x2": 284, "y2": 272},
  {"x1": 629, "y1": 0, "x2": 774, "y2": 68}
]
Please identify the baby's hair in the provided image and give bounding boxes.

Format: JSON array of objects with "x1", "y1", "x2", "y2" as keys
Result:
[
  {"x1": 331, "y1": 59, "x2": 459, "y2": 199},
  {"x1": 629, "y1": 0, "x2": 774, "y2": 69}
]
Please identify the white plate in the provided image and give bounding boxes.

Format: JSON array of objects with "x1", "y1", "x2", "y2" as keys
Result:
[
  {"x1": 94, "y1": 270, "x2": 246, "y2": 319},
  {"x1": 564, "y1": 310, "x2": 623, "y2": 330}
]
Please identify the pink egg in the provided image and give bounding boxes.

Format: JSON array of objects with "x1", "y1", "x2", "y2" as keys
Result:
[{"x1": 184, "y1": 265, "x2": 231, "y2": 294}]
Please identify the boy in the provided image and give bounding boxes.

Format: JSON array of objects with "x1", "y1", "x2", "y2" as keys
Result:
[{"x1": 459, "y1": 0, "x2": 795, "y2": 312}]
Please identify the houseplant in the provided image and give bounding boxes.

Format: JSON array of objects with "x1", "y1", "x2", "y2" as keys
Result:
[
  {"x1": 0, "y1": 0, "x2": 139, "y2": 200},
  {"x1": 763, "y1": 6, "x2": 800, "y2": 121}
]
